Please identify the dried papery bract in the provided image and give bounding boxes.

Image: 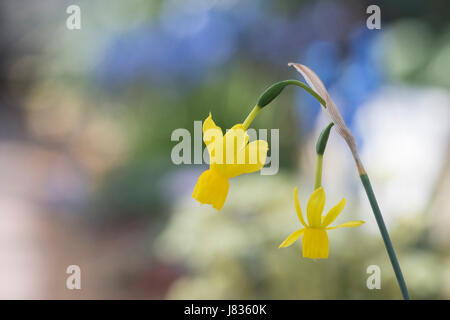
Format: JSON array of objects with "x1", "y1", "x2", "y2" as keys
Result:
[{"x1": 288, "y1": 63, "x2": 365, "y2": 174}]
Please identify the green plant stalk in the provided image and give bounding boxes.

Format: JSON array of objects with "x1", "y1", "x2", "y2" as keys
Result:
[
  {"x1": 314, "y1": 155, "x2": 323, "y2": 190},
  {"x1": 242, "y1": 105, "x2": 261, "y2": 130},
  {"x1": 360, "y1": 173, "x2": 410, "y2": 300}
]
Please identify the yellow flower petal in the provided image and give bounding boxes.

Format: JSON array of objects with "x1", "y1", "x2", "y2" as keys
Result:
[
  {"x1": 240, "y1": 139, "x2": 268, "y2": 174},
  {"x1": 327, "y1": 220, "x2": 365, "y2": 230},
  {"x1": 307, "y1": 187, "x2": 325, "y2": 227},
  {"x1": 203, "y1": 116, "x2": 268, "y2": 179},
  {"x1": 279, "y1": 228, "x2": 305, "y2": 248},
  {"x1": 302, "y1": 228, "x2": 329, "y2": 259},
  {"x1": 203, "y1": 113, "x2": 223, "y2": 135},
  {"x1": 203, "y1": 114, "x2": 224, "y2": 161},
  {"x1": 223, "y1": 124, "x2": 249, "y2": 164},
  {"x1": 321, "y1": 198, "x2": 346, "y2": 227},
  {"x1": 192, "y1": 169, "x2": 229, "y2": 210},
  {"x1": 293, "y1": 187, "x2": 308, "y2": 227},
  {"x1": 215, "y1": 140, "x2": 268, "y2": 178},
  {"x1": 205, "y1": 132, "x2": 224, "y2": 165}
]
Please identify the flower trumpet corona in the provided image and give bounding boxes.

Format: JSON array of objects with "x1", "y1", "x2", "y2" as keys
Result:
[
  {"x1": 192, "y1": 113, "x2": 268, "y2": 210},
  {"x1": 279, "y1": 187, "x2": 365, "y2": 259}
]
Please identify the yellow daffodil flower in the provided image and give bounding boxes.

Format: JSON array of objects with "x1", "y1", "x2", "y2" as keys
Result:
[
  {"x1": 192, "y1": 113, "x2": 268, "y2": 210},
  {"x1": 279, "y1": 186, "x2": 365, "y2": 259}
]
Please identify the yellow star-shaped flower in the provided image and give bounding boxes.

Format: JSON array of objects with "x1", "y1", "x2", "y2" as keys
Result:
[
  {"x1": 192, "y1": 113, "x2": 268, "y2": 210},
  {"x1": 279, "y1": 186, "x2": 365, "y2": 259}
]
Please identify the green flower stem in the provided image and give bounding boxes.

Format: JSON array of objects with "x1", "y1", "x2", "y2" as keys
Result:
[
  {"x1": 360, "y1": 173, "x2": 410, "y2": 300},
  {"x1": 281, "y1": 80, "x2": 326, "y2": 107},
  {"x1": 314, "y1": 155, "x2": 323, "y2": 190},
  {"x1": 242, "y1": 105, "x2": 261, "y2": 130}
]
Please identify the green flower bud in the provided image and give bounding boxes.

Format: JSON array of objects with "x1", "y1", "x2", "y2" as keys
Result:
[
  {"x1": 256, "y1": 80, "x2": 326, "y2": 108},
  {"x1": 257, "y1": 82, "x2": 288, "y2": 108},
  {"x1": 316, "y1": 122, "x2": 334, "y2": 155}
]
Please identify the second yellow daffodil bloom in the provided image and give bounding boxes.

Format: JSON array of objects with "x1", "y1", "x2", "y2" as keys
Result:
[
  {"x1": 279, "y1": 186, "x2": 365, "y2": 259},
  {"x1": 192, "y1": 113, "x2": 268, "y2": 210}
]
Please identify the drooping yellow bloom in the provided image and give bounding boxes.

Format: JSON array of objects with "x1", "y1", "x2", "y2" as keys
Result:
[
  {"x1": 279, "y1": 186, "x2": 365, "y2": 259},
  {"x1": 192, "y1": 113, "x2": 268, "y2": 210}
]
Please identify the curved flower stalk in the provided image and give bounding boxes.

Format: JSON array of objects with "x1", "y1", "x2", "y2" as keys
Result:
[
  {"x1": 192, "y1": 113, "x2": 268, "y2": 210},
  {"x1": 279, "y1": 187, "x2": 365, "y2": 259}
]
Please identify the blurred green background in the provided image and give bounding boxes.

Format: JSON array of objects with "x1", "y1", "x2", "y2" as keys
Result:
[{"x1": 0, "y1": 0, "x2": 449, "y2": 299}]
